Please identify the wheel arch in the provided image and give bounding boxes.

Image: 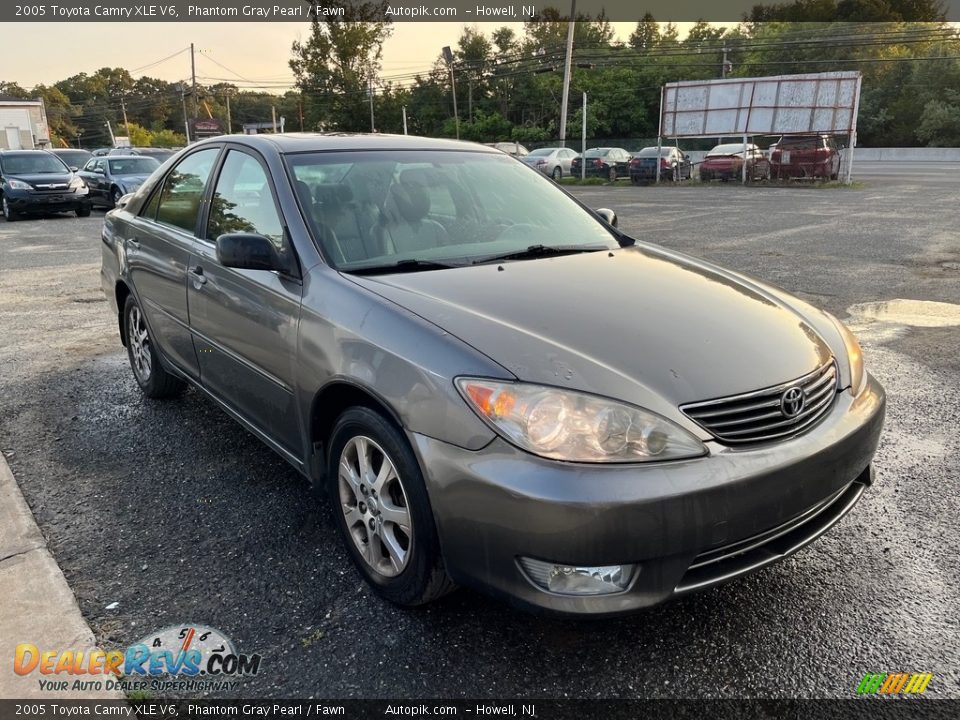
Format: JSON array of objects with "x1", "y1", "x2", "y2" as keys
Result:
[
  {"x1": 309, "y1": 379, "x2": 405, "y2": 480},
  {"x1": 115, "y1": 281, "x2": 132, "y2": 346}
]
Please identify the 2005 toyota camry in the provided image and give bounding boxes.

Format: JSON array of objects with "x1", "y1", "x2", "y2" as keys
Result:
[{"x1": 100, "y1": 134, "x2": 884, "y2": 615}]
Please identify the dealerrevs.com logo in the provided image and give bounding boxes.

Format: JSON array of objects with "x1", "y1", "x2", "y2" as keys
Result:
[
  {"x1": 857, "y1": 672, "x2": 934, "y2": 695},
  {"x1": 14, "y1": 624, "x2": 262, "y2": 694}
]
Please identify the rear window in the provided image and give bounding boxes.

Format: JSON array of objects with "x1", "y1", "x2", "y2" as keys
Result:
[{"x1": 778, "y1": 137, "x2": 824, "y2": 149}]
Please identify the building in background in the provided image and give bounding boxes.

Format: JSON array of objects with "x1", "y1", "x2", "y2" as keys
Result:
[{"x1": 0, "y1": 96, "x2": 50, "y2": 149}]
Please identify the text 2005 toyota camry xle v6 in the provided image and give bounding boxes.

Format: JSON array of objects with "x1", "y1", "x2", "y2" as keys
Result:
[{"x1": 100, "y1": 134, "x2": 884, "y2": 615}]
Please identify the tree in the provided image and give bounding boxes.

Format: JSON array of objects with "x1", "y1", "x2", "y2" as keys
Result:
[
  {"x1": 289, "y1": 3, "x2": 393, "y2": 131},
  {"x1": 629, "y1": 13, "x2": 661, "y2": 51}
]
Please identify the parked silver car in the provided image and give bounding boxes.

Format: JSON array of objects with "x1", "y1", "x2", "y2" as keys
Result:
[
  {"x1": 101, "y1": 134, "x2": 884, "y2": 616},
  {"x1": 521, "y1": 147, "x2": 578, "y2": 180}
]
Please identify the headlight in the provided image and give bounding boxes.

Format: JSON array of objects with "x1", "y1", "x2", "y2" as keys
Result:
[
  {"x1": 826, "y1": 313, "x2": 865, "y2": 395},
  {"x1": 456, "y1": 378, "x2": 707, "y2": 463},
  {"x1": 69, "y1": 176, "x2": 85, "y2": 190},
  {"x1": 7, "y1": 179, "x2": 31, "y2": 190}
]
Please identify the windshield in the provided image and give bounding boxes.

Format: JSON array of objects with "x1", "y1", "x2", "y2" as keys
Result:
[
  {"x1": 286, "y1": 150, "x2": 618, "y2": 272},
  {"x1": 109, "y1": 157, "x2": 160, "y2": 175},
  {"x1": 2, "y1": 153, "x2": 69, "y2": 175},
  {"x1": 528, "y1": 148, "x2": 554, "y2": 157},
  {"x1": 708, "y1": 144, "x2": 750, "y2": 156}
]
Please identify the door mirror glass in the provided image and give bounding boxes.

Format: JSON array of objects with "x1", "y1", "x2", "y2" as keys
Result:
[
  {"x1": 595, "y1": 208, "x2": 618, "y2": 228},
  {"x1": 216, "y1": 233, "x2": 287, "y2": 273}
]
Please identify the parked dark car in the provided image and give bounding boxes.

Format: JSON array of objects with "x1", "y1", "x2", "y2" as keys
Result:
[
  {"x1": 629, "y1": 146, "x2": 693, "y2": 183},
  {"x1": 700, "y1": 143, "x2": 770, "y2": 182},
  {"x1": 770, "y1": 135, "x2": 842, "y2": 180},
  {"x1": 79, "y1": 155, "x2": 161, "y2": 208},
  {"x1": 50, "y1": 148, "x2": 93, "y2": 170},
  {"x1": 0, "y1": 149, "x2": 91, "y2": 221},
  {"x1": 101, "y1": 133, "x2": 883, "y2": 616},
  {"x1": 108, "y1": 147, "x2": 177, "y2": 163},
  {"x1": 571, "y1": 147, "x2": 632, "y2": 181}
]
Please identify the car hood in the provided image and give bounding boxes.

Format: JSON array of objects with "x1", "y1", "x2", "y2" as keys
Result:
[
  {"x1": 347, "y1": 246, "x2": 834, "y2": 420},
  {"x1": 7, "y1": 172, "x2": 74, "y2": 187},
  {"x1": 113, "y1": 173, "x2": 153, "y2": 185}
]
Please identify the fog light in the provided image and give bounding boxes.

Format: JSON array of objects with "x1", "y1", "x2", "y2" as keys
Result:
[{"x1": 518, "y1": 557, "x2": 635, "y2": 596}]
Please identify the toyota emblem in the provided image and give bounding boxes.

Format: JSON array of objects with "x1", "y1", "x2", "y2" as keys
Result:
[{"x1": 780, "y1": 386, "x2": 805, "y2": 418}]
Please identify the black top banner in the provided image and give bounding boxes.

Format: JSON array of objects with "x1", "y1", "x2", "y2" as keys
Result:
[{"x1": 5, "y1": 0, "x2": 960, "y2": 22}]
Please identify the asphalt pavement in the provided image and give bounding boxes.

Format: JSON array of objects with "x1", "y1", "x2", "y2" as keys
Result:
[{"x1": 0, "y1": 171, "x2": 958, "y2": 699}]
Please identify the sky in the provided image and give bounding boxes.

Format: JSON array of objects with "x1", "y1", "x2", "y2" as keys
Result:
[{"x1": 2, "y1": 22, "x2": 683, "y2": 91}]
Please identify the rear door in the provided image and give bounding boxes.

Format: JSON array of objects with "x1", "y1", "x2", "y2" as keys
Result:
[
  {"x1": 125, "y1": 146, "x2": 221, "y2": 380},
  {"x1": 187, "y1": 147, "x2": 304, "y2": 458}
]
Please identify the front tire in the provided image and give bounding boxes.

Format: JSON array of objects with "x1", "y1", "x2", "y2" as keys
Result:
[
  {"x1": 111, "y1": 187, "x2": 124, "y2": 207},
  {"x1": 123, "y1": 294, "x2": 186, "y2": 399},
  {"x1": 327, "y1": 407, "x2": 455, "y2": 607},
  {"x1": 76, "y1": 204, "x2": 91, "y2": 218},
  {"x1": 2, "y1": 196, "x2": 17, "y2": 222}
]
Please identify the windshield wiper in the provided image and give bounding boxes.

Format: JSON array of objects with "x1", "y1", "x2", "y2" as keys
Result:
[
  {"x1": 471, "y1": 243, "x2": 610, "y2": 266},
  {"x1": 346, "y1": 258, "x2": 464, "y2": 275}
]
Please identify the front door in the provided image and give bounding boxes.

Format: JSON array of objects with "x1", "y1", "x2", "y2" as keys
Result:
[{"x1": 187, "y1": 148, "x2": 304, "y2": 458}]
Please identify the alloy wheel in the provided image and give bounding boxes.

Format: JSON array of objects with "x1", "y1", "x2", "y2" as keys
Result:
[
  {"x1": 128, "y1": 304, "x2": 152, "y2": 382},
  {"x1": 338, "y1": 435, "x2": 413, "y2": 578}
]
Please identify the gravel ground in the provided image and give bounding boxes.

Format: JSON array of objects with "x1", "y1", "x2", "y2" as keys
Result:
[{"x1": 1, "y1": 165, "x2": 958, "y2": 699}]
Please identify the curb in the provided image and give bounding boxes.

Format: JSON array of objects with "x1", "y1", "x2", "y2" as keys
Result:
[{"x1": 0, "y1": 452, "x2": 124, "y2": 700}]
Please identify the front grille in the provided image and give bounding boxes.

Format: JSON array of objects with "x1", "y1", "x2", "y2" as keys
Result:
[{"x1": 680, "y1": 360, "x2": 838, "y2": 444}]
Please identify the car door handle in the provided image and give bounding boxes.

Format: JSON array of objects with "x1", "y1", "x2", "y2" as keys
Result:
[
  {"x1": 189, "y1": 266, "x2": 207, "y2": 285},
  {"x1": 127, "y1": 237, "x2": 140, "y2": 249}
]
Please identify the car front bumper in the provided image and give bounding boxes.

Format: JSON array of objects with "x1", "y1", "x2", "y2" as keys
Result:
[
  {"x1": 5, "y1": 189, "x2": 89, "y2": 213},
  {"x1": 412, "y1": 374, "x2": 885, "y2": 616}
]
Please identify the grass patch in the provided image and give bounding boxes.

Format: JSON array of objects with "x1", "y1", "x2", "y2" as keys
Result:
[{"x1": 558, "y1": 176, "x2": 612, "y2": 186}]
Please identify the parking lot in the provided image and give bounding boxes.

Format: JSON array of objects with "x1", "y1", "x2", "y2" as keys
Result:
[{"x1": 1, "y1": 165, "x2": 958, "y2": 698}]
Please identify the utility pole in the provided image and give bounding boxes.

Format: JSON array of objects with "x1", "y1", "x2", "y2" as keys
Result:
[
  {"x1": 272, "y1": 105, "x2": 278, "y2": 134},
  {"x1": 580, "y1": 92, "x2": 586, "y2": 180},
  {"x1": 76, "y1": 129, "x2": 83, "y2": 149},
  {"x1": 559, "y1": 0, "x2": 576, "y2": 147},
  {"x1": 402, "y1": 106, "x2": 408, "y2": 135},
  {"x1": 368, "y1": 76, "x2": 376, "y2": 133},
  {"x1": 225, "y1": 90, "x2": 232, "y2": 134},
  {"x1": 721, "y1": 46, "x2": 732, "y2": 78},
  {"x1": 105, "y1": 120, "x2": 116, "y2": 147},
  {"x1": 190, "y1": 43, "x2": 198, "y2": 120},
  {"x1": 120, "y1": 96, "x2": 131, "y2": 139},
  {"x1": 298, "y1": 95, "x2": 304, "y2": 131},
  {"x1": 442, "y1": 46, "x2": 459, "y2": 140}
]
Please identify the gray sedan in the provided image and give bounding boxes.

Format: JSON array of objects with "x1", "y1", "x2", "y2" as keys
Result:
[
  {"x1": 79, "y1": 155, "x2": 161, "y2": 208},
  {"x1": 521, "y1": 147, "x2": 578, "y2": 180},
  {"x1": 100, "y1": 134, "x2": 884, "y2": 616}
]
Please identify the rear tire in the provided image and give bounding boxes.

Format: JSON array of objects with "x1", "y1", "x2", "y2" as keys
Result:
[
  {"x1": 551, "y1": 166, "x2": 562, "y2": 181},
  {"x1": 123, "y1": 294, "x2": 186, "y2": 399},
  {"x1": 327, "y1": 406, "x2": 455, "y2": 607},
  {"x1": 608, "y1": 167, "x2": 617, "y2": 182}
]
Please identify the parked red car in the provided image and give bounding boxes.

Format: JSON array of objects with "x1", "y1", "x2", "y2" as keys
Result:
[
  {"x1": 699, "y1": 143, "x2": 770, "y2": 182},
  {"x1": 769, "y1": 135, "x2": 842, "y2": 180}
]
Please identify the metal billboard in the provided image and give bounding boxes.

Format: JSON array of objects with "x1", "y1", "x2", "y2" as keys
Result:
[{"x1": 660, "y1": 71, "x2": 862, "y2": 139}]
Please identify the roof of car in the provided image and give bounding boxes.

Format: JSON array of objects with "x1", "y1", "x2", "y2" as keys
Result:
[{"x1": 198, "y1": 132, "x2": 500, "y2": 155}]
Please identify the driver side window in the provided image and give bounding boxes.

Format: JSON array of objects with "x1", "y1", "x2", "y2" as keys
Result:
[{"x1": 206, "y1": 150, "x2": 284, "y2": 249}]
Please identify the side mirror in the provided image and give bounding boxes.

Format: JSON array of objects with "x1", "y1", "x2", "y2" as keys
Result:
[
  {"x1": 95, "y1": 168, "x2": 105, "y2": 174},
  {"x1": 216, "y1": 233, "x2": 291, "y2": 274},
  {"x1": 69, "y1": 166, "x2": 79, "y2": 172},
  {"x1": 595, "y1": 208, "x2": 618, "y2": 228}
]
